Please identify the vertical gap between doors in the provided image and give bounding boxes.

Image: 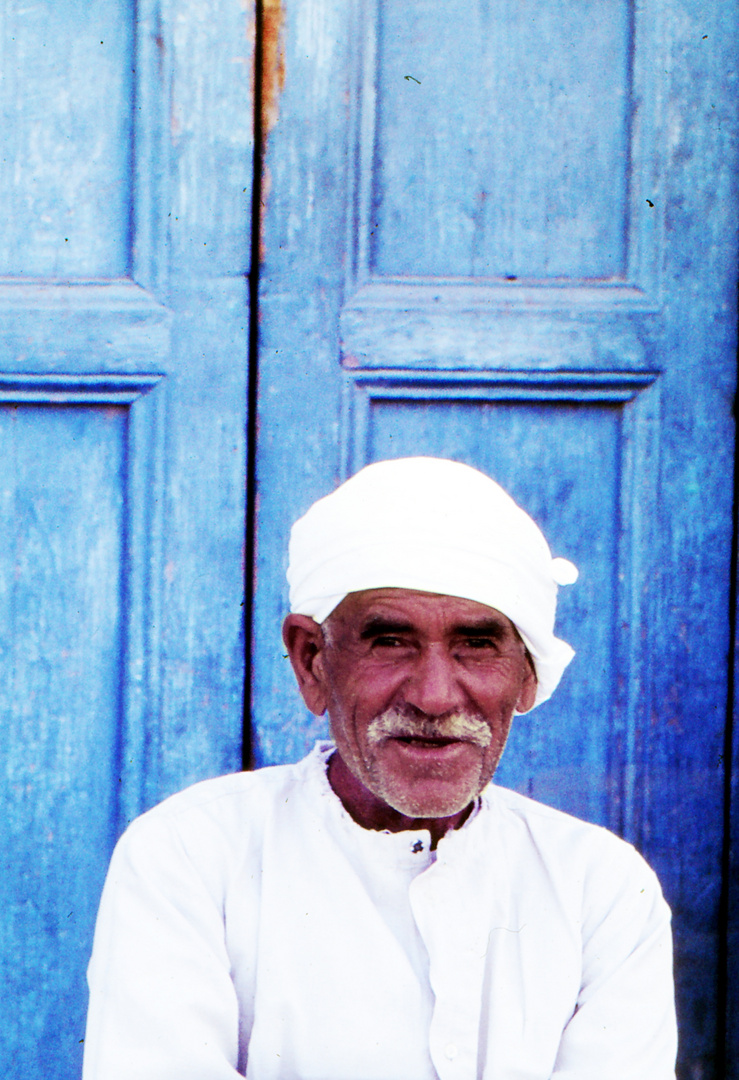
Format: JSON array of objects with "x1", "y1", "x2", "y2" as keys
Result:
[{"x1": 243, "y1": 0, "x2": 265, "y2": 771}]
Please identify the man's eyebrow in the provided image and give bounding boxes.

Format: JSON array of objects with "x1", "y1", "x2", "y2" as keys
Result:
[
  {"x1": 359, "y1": 617, "x2": 415, "y2": 639},
  {"x1": 453, "y1": 620, "x2": 509, "y2": 638}
]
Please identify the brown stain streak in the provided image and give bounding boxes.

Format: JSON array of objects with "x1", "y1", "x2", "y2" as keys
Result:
[
  {"x1": 257, "y1": 0, "x2": 285, "y2": 260},
  {"x1": 261, "y1": 0, "x2": 285, "y2": 138}
]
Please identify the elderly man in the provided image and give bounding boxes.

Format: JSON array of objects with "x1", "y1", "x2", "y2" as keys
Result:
[{"x1": 83, "y1": 457, "x2": 677, "y2": 1079}]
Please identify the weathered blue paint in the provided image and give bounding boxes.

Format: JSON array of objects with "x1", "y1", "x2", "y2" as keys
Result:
[
  {"x1": 0, "y1": 0, "x2": 134, "y2": 278},
  {"x1": 373, "y1": 0, "x2": 631, "y2": 278},
  {"x1": 0, "y1": 403, "x2": 125, "y2": 1072},
  {"x1": 0, "y1": 1, "x2": 254, "y2": 1076},
  {"x1": 254, "y1": 2, "x2": 739, "y2": 1078}
]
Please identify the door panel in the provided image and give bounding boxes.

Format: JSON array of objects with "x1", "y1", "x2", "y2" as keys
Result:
[
  {"x1": 0, "y1": 400, "x2": 127, "y2": 1071},
  {"x1": 372, "y1": 0, "x2": 630, "y2": 279},
  {"x1": 255, "y1": 1, "x2": 738, "y2": 1076},
  {"x1": 0, "y1": 0, "x2": 134, "y2": 277},
  {"x1": 0, "y1": 2, "x2": 254, "y2": 1076}
]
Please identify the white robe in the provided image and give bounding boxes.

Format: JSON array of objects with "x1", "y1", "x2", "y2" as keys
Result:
[{"x1": 83, "y1": 743, "x2": 677, "y2": 1080}]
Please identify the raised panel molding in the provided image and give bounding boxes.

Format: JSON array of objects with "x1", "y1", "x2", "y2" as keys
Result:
[
  {"x1": 340, "y1": 305, "x2": 655, "y2": 370},
  {"x1": 0, "y1": 282, "x2": 171, "y2": 370},
  {"x1": 342, "y1": 370, "x2": 659, "y2": 468},
  {"x1": 341, "y1": 0, "x2": 664, "y2": 367},
  {"x1": 341, "y1": 368, "x2": 660, "y2": 840},
  {"x1": 0, "y1": 372, "x2": 167, "y2": 828}
]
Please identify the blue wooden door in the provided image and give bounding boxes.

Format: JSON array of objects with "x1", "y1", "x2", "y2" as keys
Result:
[
  {"x1": 253, "y1": 2, "x2": 739, "y2": 1077},
  {"x1": 0, "y1": 2, "x2": 254, "y2": 1076}
]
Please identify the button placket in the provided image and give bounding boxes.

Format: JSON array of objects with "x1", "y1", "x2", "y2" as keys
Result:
[{"x1": 411, "y1": 849, "x2": 495, "y2": 1080}]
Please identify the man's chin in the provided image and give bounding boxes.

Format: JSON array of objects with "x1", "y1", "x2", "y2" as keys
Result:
[
  {"x1": 375, "y1": 780, "x2": 479, "y2": 820},
  {"x1": 366, "y1": 737, "x2": 487, "y2": 819}
]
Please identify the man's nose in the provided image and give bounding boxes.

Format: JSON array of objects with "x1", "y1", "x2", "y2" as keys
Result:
[{"x1": 402, "y1": 646, "x2": 466, "y2": 716}]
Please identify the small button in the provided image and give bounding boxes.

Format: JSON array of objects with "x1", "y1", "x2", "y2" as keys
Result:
[
  {"x1": 444, "y1": 1043, "x2": 458, "y2": 1061},
  {"x1": 412, "y1": 840, "x2": 424, "y2": 853}
]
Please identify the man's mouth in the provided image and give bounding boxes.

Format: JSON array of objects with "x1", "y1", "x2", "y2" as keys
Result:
[
  {"x1": 386, "y1": 733, "x2": 476, "y2": 762},
  {"x1": 394, "y1": 735, "x2": 461, "y2": 747}
]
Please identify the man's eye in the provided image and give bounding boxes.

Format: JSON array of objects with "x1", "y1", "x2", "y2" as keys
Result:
[
  {"x1": 373, "y1": 635, "x2": 403, "y2": 648},
  {"x1": 463, "y1": 637, "x2": 497, "y2": 650}
]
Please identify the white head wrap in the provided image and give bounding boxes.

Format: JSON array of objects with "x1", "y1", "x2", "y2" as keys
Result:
[{"x1": 287, "y1": 457, "x2": 578, "y2": 707}]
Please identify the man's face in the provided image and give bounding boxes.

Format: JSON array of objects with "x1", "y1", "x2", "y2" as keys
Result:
[{"x1": 313, "y1": 589, "x2": 537, "y2": 819}]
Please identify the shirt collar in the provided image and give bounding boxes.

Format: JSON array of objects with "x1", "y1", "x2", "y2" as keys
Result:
[{"x1": 301, "y1": 740, "x2": 489, "y2": 865}]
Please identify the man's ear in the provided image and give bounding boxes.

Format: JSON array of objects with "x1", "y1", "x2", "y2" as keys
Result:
[
  {"x1": 515, "y1": 652, "x2": 538, "y2": 715},
  {"x1": 282, "y1": 614, "x2": 329, "y2": 716}
]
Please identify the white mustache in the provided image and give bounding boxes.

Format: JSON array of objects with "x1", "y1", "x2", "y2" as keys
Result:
[{"x1": 366, "y1": 706, "x2": 492, "y2": 748}]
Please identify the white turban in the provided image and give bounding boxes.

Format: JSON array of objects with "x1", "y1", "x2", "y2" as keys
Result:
[{"x1": 287, "y1": 457, "x2": 578, "y2": 707}]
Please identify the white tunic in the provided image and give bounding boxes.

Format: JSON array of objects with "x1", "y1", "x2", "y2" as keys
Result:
[{"x1": 83, "y1": 743, "x2": 677, "y2": 1080}]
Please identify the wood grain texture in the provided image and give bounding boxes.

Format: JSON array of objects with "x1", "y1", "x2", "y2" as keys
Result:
[
  {"x1": 0, "y1": 404, "x2": 126, "y2": 1075},
  {"x1": 0, "y1": 0, "x2": 134, "y2": 277},
  {"x1": 372, "y1": 0, "x2": 630, "y2": 279}
]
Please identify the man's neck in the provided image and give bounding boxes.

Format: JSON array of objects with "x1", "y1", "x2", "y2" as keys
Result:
[{"x1": 326, "y1": 751, "x2": 473, "y2": 850}]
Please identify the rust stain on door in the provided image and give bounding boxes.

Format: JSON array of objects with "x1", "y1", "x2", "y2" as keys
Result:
[
  {"x1": 261, "y1": 0, "x2": 285, "y2": 137},
  {"x1": 256, "y1": 0, "x2": 286, "y2": 260}
]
